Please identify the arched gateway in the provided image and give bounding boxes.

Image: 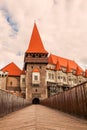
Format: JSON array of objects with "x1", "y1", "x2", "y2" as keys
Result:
[{"x1": 32, "y1": 98, "x2": 40, "y2": 104}]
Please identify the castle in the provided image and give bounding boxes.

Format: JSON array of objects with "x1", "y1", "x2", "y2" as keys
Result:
[{"x1": 0, "y1": 23, "x2": 87, "y2": 103}]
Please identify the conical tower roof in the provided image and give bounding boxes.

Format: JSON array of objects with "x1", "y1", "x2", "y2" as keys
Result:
[
  {"x1": 66, "y1": 61, "x2": 71, "y2": 73},
  {"x1": 26, "y1": 23, "x2": 48, "y2": 54}
]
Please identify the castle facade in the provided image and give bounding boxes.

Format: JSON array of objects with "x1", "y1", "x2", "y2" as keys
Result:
[{"x1": 1, "y1": 23, "x2": 87, "y2": 103}]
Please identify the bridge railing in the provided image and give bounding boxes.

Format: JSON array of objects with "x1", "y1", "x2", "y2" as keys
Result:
[
  {"x1": 0, "y1": 89, "x2": 30, "y2": 117},
  {"x1": 41, "y1": 81, "x2": 87, "y2": 118}
]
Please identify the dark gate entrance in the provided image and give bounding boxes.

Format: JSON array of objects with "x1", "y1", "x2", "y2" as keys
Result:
[{"x1": 32, "y1": 98, "x2": 40, "y2": 104}]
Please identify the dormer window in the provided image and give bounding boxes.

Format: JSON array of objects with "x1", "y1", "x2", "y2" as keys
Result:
[{"x1": 32, "y1": 68, "x2": 40, "y2": 85}]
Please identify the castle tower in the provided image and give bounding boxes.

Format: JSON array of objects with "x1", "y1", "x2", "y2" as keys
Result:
[{"x1": 24, "y1": 23, "x2": 48, "y2": 103}]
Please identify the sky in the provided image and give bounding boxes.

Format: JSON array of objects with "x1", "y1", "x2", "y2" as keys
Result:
[{"x1": 0, "y1": 0, "x2": 87, "y2": 70}]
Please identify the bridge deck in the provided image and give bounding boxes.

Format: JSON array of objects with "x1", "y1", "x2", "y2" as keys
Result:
[{"x1": 0, "y1": 105, "x2": 87, "y2": 130}]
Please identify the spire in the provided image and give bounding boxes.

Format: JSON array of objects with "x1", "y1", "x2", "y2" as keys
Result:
[
  {"x1": 48, "y1": 54, "x2": 58, "y2": 64},
  {"x1": 56, "y1": 60, "x2": 61, "y2": 70},
  {"x1": 76, "y1": 66, "x2": 82, "y2": 76},
  {"x1": 85, "y1": 69, "x2": 87, "y2": 77},
  {"x1": 26, "y1": 23, "x2": 48, "y2": 54},
  {"x1": 66, "y1": 61, "x2": 71, "y2": 73}
]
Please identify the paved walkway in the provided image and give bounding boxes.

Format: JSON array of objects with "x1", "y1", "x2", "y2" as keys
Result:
[{"x1": 0, "y1": 105, "x2": 87, "y2": 130}]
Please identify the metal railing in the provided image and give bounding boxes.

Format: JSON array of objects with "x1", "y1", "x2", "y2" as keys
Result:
[
  {"x1": 0, "y1": 89, "x2": 30, "y2": 117},
  {"x1": 41, "y1": 82, "x2": 87, "y2": 118}
]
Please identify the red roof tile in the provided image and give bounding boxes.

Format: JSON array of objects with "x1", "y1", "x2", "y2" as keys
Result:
[
  {"x1": 32, "y1": 68, "x2": 39, "y2": 72},
  {"x1": 1, "y1": 62, "x2": 22, "y2": 76},
  {"x1": 49, "y1": 54, "x2": 84, "y2": 74},
  {"x1": 26, "y1": 23, "x2": 48, "y2": 54}
]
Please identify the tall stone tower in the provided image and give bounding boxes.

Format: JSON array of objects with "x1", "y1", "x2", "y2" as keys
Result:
[{"x1": 24, "y1": 23, "x2": 48, "y2": 103}]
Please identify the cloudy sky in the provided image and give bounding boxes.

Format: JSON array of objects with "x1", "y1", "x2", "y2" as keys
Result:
[{"x1": 0, "y1": 0, "x2": 87, "y2": 70}]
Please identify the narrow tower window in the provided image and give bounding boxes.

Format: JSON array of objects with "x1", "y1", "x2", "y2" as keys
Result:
[{"x1": 34, "y1": 75, "x2": 38, "y2": 81}]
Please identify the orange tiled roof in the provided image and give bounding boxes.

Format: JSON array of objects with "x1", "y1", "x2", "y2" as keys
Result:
[
  {"x1": 26, "y1": 23, "x2": 48, "y2": 54},
  {"x1": 32, "y1": 68, "x2": 39, "y2": 72},
  {"x1": 49, "y1": 54, "x2": 83, "y2": 73},
  {"x1": 56, "y1": 61, "x2": 61, "y2": 70},
  {"x1": 85, "y1": 70, "x2": 87, "y2": 77},
  {"x1": 49, "y1": 54, "x2": 58, "y2": 65},
  {"x1": 66, "y1": 62, "x2": 71, "y2": 73},
  {"x1": 76, "y1": 66, "x2": 83, "y2": 76},
  {"x1": 21, "y1": 70, "x2": 26, "y2": 74},
  {"x1": 1, "y1": 62, "x2": 22, "y2": 76}
]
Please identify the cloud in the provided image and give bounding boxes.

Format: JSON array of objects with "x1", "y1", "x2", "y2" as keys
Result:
[
  {"x1": 0, "y1": 0, "x2": 87, "y2": 70},
  {"x1": 0, "y1": 7, "x2": 19, "y2": 33},
  {"x1": 53, "y1": 0, "x2": 58, "y2": 5},
  {"x1": 16, "y1": 51, "x2": 24, "y2": 56}
]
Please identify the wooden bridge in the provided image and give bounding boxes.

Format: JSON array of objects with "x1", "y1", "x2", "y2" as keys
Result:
[
  {"x1": 0, "y1": 105, "x2": 87, "y2": 130},
  {"x1": 0, "y1": 82, "x2": 87, "y2": 129}
]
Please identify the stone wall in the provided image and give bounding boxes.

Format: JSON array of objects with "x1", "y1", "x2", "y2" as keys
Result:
[
  {"x1": 0, "y1": 76, "x2": 7, "y2": 90},
  {"x1": 6, "y1": 76, "x2": 20, "y2": 91},
  {"x1": 26, "y1": 63, "x2": 47, "y2": 101}
]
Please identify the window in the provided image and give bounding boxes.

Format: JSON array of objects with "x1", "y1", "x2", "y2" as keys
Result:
[
  {"x1": 32, "y1": 54, "x2": 35, "y2": 57},
  {"x1": 79, "y1": 80, "x2": 81, "y2": 83},
  {"x1": 34, "y1": 75, "x2": 38, "y2": 81},
  {"x1": 48, "y1": 73, "x2": 51, "y2": 79},
  {"x1": 68, "y1": 76, "x2": 72, "y2": 81},
  {"x1": 58, "y1": 76, "x2": 60, "y2": 79},
  {"x1": 48, "y1": 73, "x2": 55, "y2": 80},
  {"x1": 32, "y1": 72, "x2": 40, "y2": 85},
  {"x1": 22, "y1": 78, "x2": 25, "y2": 82},
  {"x1": 68, "y1": 78, "x2": 71, "y2": 81},
  {"x1": 35, "y1": 89, "x2": 37, "y2": 92},
  {"x1": 39, "y1": 66, "x2": 42, "y2": 69},
  {"x1": 49, "y1": 86, "x2": 57, "y2": 95},
  {"x1": 63, "y1": 77, "x2": 66, "y2": 82},
  {"x1": 58, "y1": 76, "x2": 63, "y2": 79},
  {"x1": 31, "y1": 66, "x2": 33, "y2": 69},
  {"x1": 60, "y1": 76, "x2": 62, "y2": 79},
  {"x1": 2, "y1": 74, "x2": 4, "y2": 77},
  {"x1": 10, "y1": 81, "x2": 12, "y2": 86},
  {"x1": 73, "y1": 79, "x2": 77, "y2": 84},
  {"x1": 52, "y1": 74, "x2": 54, "y2": 79}
]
